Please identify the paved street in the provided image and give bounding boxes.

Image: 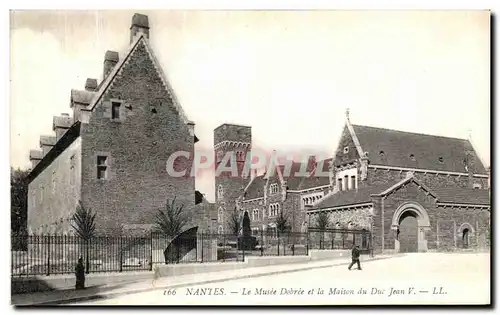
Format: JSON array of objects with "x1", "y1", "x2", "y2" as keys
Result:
[{"x1": 74, "y1": 253, "x2": 490, "y2": 306}]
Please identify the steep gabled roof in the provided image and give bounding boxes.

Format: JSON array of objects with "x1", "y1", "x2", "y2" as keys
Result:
[
  {"x1": 296, "y1": 158, "x2": 332, "y2": 190},
  {"x1": 244, "y1": 175, "x2": 266, "y2": 199},
  {"x1": 352, "y1": 124, "x2": 486, "y2": 174},
  {"x1": 371, "y1": 174, "x2": 439, "y2": 199},
  {"x1": 85, "y1": 34, "x2": 192, "y2": 127}
]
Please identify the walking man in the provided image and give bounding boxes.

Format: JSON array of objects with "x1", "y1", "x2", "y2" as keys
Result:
[{"x1": 348, "y1": 245, "x2": 362, "y2": 270}]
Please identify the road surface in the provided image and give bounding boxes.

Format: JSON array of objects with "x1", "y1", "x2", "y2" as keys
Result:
[{"x1": 74, "y1": 253, "x2": 490, "y2": 305}]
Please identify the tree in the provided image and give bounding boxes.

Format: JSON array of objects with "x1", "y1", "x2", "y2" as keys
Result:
[
  {"x1": 275, "y1": 210, "x2": 291, "y2": 235},
  {"x1": 242, "y1": 211, "x2": 251, "y2": 237},
  {"x1": 154, "y1": 198, "x2": 190, "y2": 238},
  {"x1": 228, "y1": 210, "x2": 241, "y2": 236},
  {"x1": 71, "y1": 201, "x2": 96, "y2": 274},
  {"x1": 316, "y1": 212, "x2": 330, "y2": 249},
  {"x1": 11, "y1": 168, "x2": 30, "y2": 235}
]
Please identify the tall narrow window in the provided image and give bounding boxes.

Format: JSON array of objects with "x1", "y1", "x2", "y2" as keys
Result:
[
  {"x1": 338, "y1": 178, "x2": 343, "y2": 191},
  {"x1": 70, "y1": 155, "x2": 75, "y2": 186},
  {"x1": 97, "y1": 156, "x2": 108, "y2": 179},
  {"x1": 344, "y1": 175, "x2": 349, "y2": 190},
  {"x1": 111, "y1": 102, "x2": 121, "y2": 120},
  {"x1": 351, "y1": 175, "x2": 356, "y2": 190},
  {"x1": 217, "y1": 185, "x2": 224, "y2": 199}
]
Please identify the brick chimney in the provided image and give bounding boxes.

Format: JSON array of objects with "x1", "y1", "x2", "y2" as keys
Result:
[
  {"x1": 39, "y1": 136, "x2": 57, "y2": 156},
  {"x1": 103, "y1": 50, "x2": 119, "y2": 80},
  {"x1": 85, "y1": 78, "x2": 98, "y2": 92},
  {"x1": 130, "y1": 13, "x2": 150, "y2": 44},
  {"x1": 29, "y1": 150, "x2": 43, "y2": 168},
  {"x1": 53, "y1": 113, "x2": 73, "y2": 140}
]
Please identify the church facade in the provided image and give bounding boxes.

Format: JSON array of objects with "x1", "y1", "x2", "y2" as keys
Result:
[{"x1": 214, "y1": 112, "x2": 490, "y2": 253}]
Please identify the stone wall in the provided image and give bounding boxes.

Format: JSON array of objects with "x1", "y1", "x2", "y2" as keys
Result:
[
  {"x1": 27, "y1": 137, "x2": 82, "y2": 234},
  {"x1": 80, "y1": 41, "x2": 196, "y2": 235}
]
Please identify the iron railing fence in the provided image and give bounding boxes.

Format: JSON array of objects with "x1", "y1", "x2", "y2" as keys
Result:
[
  {"x1": 307, "y1": 228, "x2": 372, "y2": 254},
  {"x1": 11, "y1": 230, "x2": 311, "y2": 277}
]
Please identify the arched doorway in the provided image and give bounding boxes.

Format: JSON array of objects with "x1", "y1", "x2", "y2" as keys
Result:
[
  {"x1": 391, "y1": 202, "x2": 431, "y2": 253},
  {"x1": 457, "y1": 223, "x2": 474, "y2": 249},
  {"x1": 398, "y1": 212, "x2": 418, "y2": 252}
]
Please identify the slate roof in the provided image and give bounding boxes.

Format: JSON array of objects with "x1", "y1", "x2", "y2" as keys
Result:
[
  {"x1": 312, "y1": 183, "x2": 395, "y2": 210},
  {"x1": 244, "y1": 175, "x2": 266, "y2": 199},
  {"x1": 296, "y1": 158, "x2": 333, "y2": 190},
  {"x1": 312, "y1": 175, "x2": 491, "y2": 210},
  {"x1": 433, "y1": 187, "x2": 490, "y2": 205},
  {"x1": 352, "y1": 125, "x2": 486, "y2": 174},
  {"x1": 280, "y1": 162, "x2": 305, "y2": 190}
]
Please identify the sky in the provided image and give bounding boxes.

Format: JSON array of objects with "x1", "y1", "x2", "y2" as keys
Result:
[{"x1": 9, "y1": 10, "x2": 490, "y2": 202}]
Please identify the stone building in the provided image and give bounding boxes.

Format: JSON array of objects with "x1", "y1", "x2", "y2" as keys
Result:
[
  {"x1": 309, "y1": 112, "x2": 491, "y2": 253},
  {"x1": 214, "y1": 123, "x2": 333, "y2": 237},
  {"x1": 215, "y1": 111, "x2": 490, "y2": 253},
  {"x1": 27, "y1": 14, "x2": 209, "y2": 236}
]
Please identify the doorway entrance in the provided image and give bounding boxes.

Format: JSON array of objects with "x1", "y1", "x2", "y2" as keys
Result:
[{"x1": 391, "y1": 202, "x2": 431, "y2": 253}]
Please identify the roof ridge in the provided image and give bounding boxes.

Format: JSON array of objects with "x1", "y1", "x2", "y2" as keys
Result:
[
  {"x1": 86, "y1": 34, "x2": 144, "y2": 112},
  {"x1": 352, "y1": 124, "x2": 469, "y2": 142}
]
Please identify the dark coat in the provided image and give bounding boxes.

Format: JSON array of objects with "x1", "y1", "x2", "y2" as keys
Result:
[{"x1": 351, "y1": 247, "x2": 360, "y2": 259}]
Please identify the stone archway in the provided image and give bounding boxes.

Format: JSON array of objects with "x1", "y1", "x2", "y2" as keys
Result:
[
  {"x1": 391, "y1": 202, "x2": 431, "y2": 253},
  {"x1": 457, "y1": 223, "x2": 475, "y2": 249}
]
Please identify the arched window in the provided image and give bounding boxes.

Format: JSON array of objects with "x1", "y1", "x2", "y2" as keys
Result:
[
  {"x1": 218, "y1": 226, "x2": 224, "y2": 235},
  {"x1": 462, "y1": 228, "x2": 470, "y2": 248},
  {"x1": 269, "y1": 183, "x2": 279, "y2": 195},
  {"x1": 217, "y1": 185, "x2": 224, "y2": 199},
  {"x1": 218, "y1": 207, "x2": 224, "y2": 223},
  {"x1": 350, "y1": 175, "x2": 356, "y2": 190}
]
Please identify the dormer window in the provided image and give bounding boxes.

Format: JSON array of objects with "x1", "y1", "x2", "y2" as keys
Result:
[
  {"x1": 343, "y1": 146, "x2": 349, "y2": 154},
  {"x1": 379, "y1": 151, "x2": 385, "y2": 157},
  {"x1": 438, "y1": 157, "x2": 444, "y2": 163},
  {"x1": 473, "y1": 183, "x2": 482, "y2": 190},
  {"x1": 409, "y1": 154, "x2": 416, "y2": 161}
]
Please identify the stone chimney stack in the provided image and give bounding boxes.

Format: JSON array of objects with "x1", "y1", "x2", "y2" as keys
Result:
[
  {"x1": 53, "y1": 113, "x2": 73, "y2": 140},
  {"x1": 85, "y1": 78, "x2": 98, "y2": 92},
  {"x1": 103, "y1": 50, "x2": 119, "y2": 80},
  {"x1": 39, "y1": 136, "x2": 57, "y2": 156},
  {"x1": 130, "y1": 13, "x2": 150, "y2": 44},
  {"x1": 29, "y1": 150, "x2": 43, "y2": 169}
]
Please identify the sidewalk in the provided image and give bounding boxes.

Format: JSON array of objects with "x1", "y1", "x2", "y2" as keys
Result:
[{"x1": 12, "y1": 254, "x2": 401, "y2": 306}]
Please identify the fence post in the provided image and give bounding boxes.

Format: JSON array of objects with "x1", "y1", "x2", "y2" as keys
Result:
[
  {"x1": 149, "y1": 231, "x2": 153, "y2": 271},
  {"x1": 306, "y1": 231, "x2": 309, "y2": 256},
  {"x1": 222, "y1": 234, "x2": 226, "y2": 262},
  {"x1": 200, "y1": 233, "x2": 204, "y2": 263},
  {"x1": 277, "y1": 231, "x2": 280, "y2": 256},
  {"x1": 242, "y1": 234, "x2": 246, "y2": 262},
  {"x1": 119, "y1": 236, "x2": 123, "y2": 272},
  {"x1": 46, "y1": 234, "x2": 51, "y2": 276},
  {"x1": 260, "y1": 229, "x2": 264, "y2": 256}
]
